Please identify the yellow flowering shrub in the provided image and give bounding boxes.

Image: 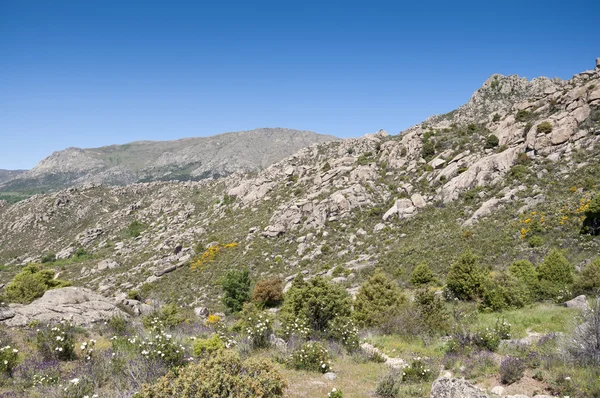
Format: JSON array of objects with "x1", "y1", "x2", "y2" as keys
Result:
[{"x1": 191, "y1": 242, "x2": 238, "y2": 270}]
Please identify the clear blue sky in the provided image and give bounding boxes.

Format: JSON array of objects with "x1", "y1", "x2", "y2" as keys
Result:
[{"x1": 1, "y1": 0, "x2": 598, "y2": 169}]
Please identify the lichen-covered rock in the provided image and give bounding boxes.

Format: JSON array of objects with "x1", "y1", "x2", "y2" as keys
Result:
[{"x1": 430, "y1": 377, "x2": 489, "y2": 398}]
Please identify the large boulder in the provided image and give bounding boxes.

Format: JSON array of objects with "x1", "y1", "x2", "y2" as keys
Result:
[
  {"x1": 430, "y1": 377, "x2": 489, "y2": 398},
  {"x1": 3, "y1": 287, "x2": 128, "y2": 327},
  {"x1": 565, "y1": 295, "x2": 590, "y2": 311}
]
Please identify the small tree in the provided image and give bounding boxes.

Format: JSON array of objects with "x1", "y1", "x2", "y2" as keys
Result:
[
  {"x1": 508, "y1": 259, "x2": 539, "y2": 295},
  {"x1": 6, "y1": 264, "x2": 71, "y2": 304},
  {"x1": 354, "y1": 270, "x2": 406, "y2": 327},
  {"x1": 480, "y1": 272, "x2": 533, "y2": 312},
  {"x1": 253, "y1": 277, "x2": 284, "y2": 308},
  {"x1": 281, "y1": 277, "x2": 352, "y2": 332},
  {"x1": 221, "y1": 268, "x2": 251, "y2": 313},
  {"x1": 410, "y1": 263, "x2": 437, "y2": 287},
  {"x1": 574, "y1": 258, "x2": 600, "y2": 295},
  {"x1": 413, "y1": 288, "x2": 450, "y2": 335},
  {"x1": 484, "y1": 135, "x2": 500, "y2": 149},
  {"x1": 445, "y1": 250, "x2": 486, "y2": 301},
  {"x1": 537, "y1": 248, "x2": 573, "y2": 301}
]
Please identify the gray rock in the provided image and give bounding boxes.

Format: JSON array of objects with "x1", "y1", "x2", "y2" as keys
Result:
[
  {"x1": 411, "y1": 193, "x2": 427, "y2": 209},
  {"x1": 430, "y1": 377, "x2": 489, "y2": 398},
  {"x1": 194, "y1": 306, "x2": 209, "y2": 318},
  {"x1": 323, "y1": 372, "x2": 337, "y2": 380},
  {"x1": 97, "y1": 259, "x2": 119, "y2": 271},
  {"x1": 565, "y1": 295, "x2": 590, "y2": 311},
  {"x1": 4, "y1": 287, "x2": 127, "y2": 327},
  {"x1": 490, "y1": 386, "x2": 504, "y2": 396},
  {"x1": 373, "y1": 223, "x2": 386, "y2": 233}
]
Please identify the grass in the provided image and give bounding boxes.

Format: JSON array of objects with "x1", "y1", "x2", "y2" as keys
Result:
[{"x1": 366, "y1": 334, "x2": 445, "y2": 359}]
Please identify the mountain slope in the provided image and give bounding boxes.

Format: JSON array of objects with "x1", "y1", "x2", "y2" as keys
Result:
[
  {"x1": 0, "y1": 170, "x2": 25, "y2": 184},
  {"x1": 0, "y1": 128, "x2": 338, "y2": 192},
  {"x1": 0, "y1": 58, "x2": 598, "y2": 310}
]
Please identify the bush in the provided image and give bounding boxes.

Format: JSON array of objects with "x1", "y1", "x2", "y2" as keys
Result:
[
  {"x1": 354, "y1": 270, "x2": 406, "y2": 328},
  {"x1": 402, "y1": 357, "x2": 434, "y2": 383},
  {"x1": 142, "y1": 304, "x2": 186, "y2": 329},
  {"x1": 480, "y1": 272, "x2": 533, "y2": 312},
  {"x1": 193, "y1": 334, "x2": 224, "y2": 356},
  {"x1": 500, "y1": 356, "x2": 526, "y2": 384},
  {"x1": 445, "y1": 250, "x2": 485, "y2": 301},
  {"x1": 40, "y1": 253, "x2": 56, "y2": 264},
  {"x1": 327, "y1": 316, "x2": 359, "y2": 350},
  {"x1": 5, "y1": 264, "x2": 71, "y2": 304},
  {"x1": 288, "y1": 342, "x2": 332, "y2": 373},
  {"x1": 138, "y1": 350, "x2": 286, "y2": 397},
  {"x1": 126, "y1": 220, "x2": 146, "y2": 238},
  {"x1": 574, "y1": 258, "x2": 600, "y2": 295},
  {"x1": 253, "y1": 278, "x2": 284, "y2": 308},
  {"x1": 515, "y1": 109, "x2": 532, "y2": 123},
  {"x1": 243, "y1": 312, "x2": 272, "y2": 349},
  {"x1": 581, "y1": 193, "x2": 600, "y2": 235},
  {"x1": 376, "y1": 370, "x2": 401, "y2": 397},
  {"x1": 221, "y1": 267, "x2": 251, "y2": 313},
  {"x1": 413, "y1": 288, "x2": 450, "y2": 335},
  {"x1": 36, "y1": 322, "x2": 76, "y2": 361},
  {"x1": 492, "y1": 113, "x2": 501, "y2": 122},
  {"x1": 281, "y1": 277, "x2": 352, "y2": 333},
  {"x1": 0, "y1": 343, "x2": 19, "y2": 375},
  {"x1": 508, "y1": 259, "x2": 539, "y2": 294},
  {"x1": 421, "y1": 140, "x2": 435, "y2": 160},
  {"x1": 328, "y1": 388, "x2": 343, "y2": 398},
  {"x1": 410, "y1": 263, "x2": 437, "y2": 287},
  {"x1": 537, "y1": 248, "x2": 574, "y2": 301},
  {"x1": 484, "y1": 135, "x2": 499, "y2": 149},
  {"x1": 536, "y1": 121, "x2": 553, "y2": 134}
]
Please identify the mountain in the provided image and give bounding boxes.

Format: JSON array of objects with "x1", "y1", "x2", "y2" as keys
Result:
[
  {"x1": 0, "y1": 58, "x2": 598, "y2": 309},
  {"x1": 0, "y1": 128, "x2": 338, "y2": 193},
  {"x1": 0, "y1": 169, "x2": 26, "y2": 184}
]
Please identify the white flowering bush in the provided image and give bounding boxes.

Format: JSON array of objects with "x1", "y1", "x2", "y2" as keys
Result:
[
  {"x1": 244, "y1": 313, "x2": 272, "y2": 349},
  {"x1": 32, "y1": 373, "x2": 59, "y2": 386},
  {"x1": 115, "y1": 329, "x2": 186, "y2": 368},
  {"x1": 0, "y1": 344, "x2": 19, "y2": 374},
  {"x1": 401, "y1": 357, "x2": 434, "y2": 383},
  {"x1": 35, "y1": 321, "x2": 76, "y2": 361},
  {"x1": 328, "y1": 387, "x2": 343, "y2": 398},
  {"x1": 79, "y1": 339, "x2": 97, "y2": 361},
  {"x1": 495, "y1": 318, "x2": 512, "y2": 340},
  {"x1": 288, "y1": 342, "x2": 332, "y2": 373},
  {"x1": 280, "y1": 316, "x2": 311, "y2": 341},
  {"x1": 327, "y1": 317, "x2": 359, "y2": 350},
  {"x1": 62, "y1": 376, "x2": 95, "y2": 398}
]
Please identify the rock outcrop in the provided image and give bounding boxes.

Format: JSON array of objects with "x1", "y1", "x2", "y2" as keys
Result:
[{"x1": 430, "y1": 377, "x2": 489, "y2": 398}]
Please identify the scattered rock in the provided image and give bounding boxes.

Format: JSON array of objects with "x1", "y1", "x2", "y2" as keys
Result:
[
  {"x1": 565, "y1": 295, "x2": 590, "y2": 311},
  {"x1": 323, "y1": 372, "x2": 337, "y2": 380},
  {"x1": 490, "y1": 386, "x2": 504, "y2": 395},
  {"x1": 430, "y1": 377, "x2": 489, "y2": 398},
  {"x1": 97, "y1": 259, "x2": 119, "y2": 271}
]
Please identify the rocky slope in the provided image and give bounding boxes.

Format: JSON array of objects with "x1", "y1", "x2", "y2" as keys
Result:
[
  {"x1": 0, "y1": 169, "x2": 25, "y2": 184},
  {"x1": 0, "y1": 128, "x2": 337, "y2": 192},
  {"x1": 0, "y1": 58, "x2": 599, "y2": 310}
]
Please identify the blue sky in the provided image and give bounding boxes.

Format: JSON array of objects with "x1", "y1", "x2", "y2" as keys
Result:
[{"x1": 1, "y1": 0, "x2": 598, "y2": 169}]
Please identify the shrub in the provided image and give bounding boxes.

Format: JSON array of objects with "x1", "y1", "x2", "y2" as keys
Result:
[
  {"x1": 0, "y1": 344, "x2": 19, "y2": 375},
  {"x1": 402, "y1": 357, "x2": 434, "y2": 383},
  {"x1": 528, "y1": 235, "x2": 544, "y2": 248},
  {"x1": 536, "y1": 121, "x2": 553, "y2": 134},
  {"x1": 376, "y1": 370, "x2": 401, "y2": 397},
  {"x1": 445, "y1": 250, "x2": 485, "y2": 301},
  {"x1": 328, "y1": 388, "x2": 343, "y2": 398},
  {"x1": 36, "y1": 322, "x2": 76, "y2": 361},
  {"x1": 221, "y1": 267, "x2": 251, "y2": 313},
  {"x1": 5, "y1": 264, "x2": 71, "y2": 304},
  {"x1": 354, "y1": 270, "x2": 406, "y2": 328},
  {"x1": 413, "y1": 288, "x2": 450, "y2": 335},
  {"x1": 280, "y1": 316, "x2": 312, "y2": 341},
  {"x1": 253, "y1": 278, "x2": 284, "y2": 308},
  {"x1": 142, "y1": 303, "x2": 186, "y2": 329},
  {"x1": 288, "y1": 342, "x2": 332, "y2": 373},
  {"x1": 421, "y1": 140, "x2": 435, "y2": 160},
  {"x1": 508, "y1": 259, "x2": 539, "y2": 293},
  {"x1": 281, "y1": 277, "x2": 352, "y2": 333},
  {"x1": 193, "y1": 334, "x2": 224, "y2": 356},
  {"x1": 120, "y1": 327, "x2": 187, "y2": 368},
  {"x1": 515, "y1": 109, "x2": 532, "y2": 123},
  {"x1": 492, "y1": 113, "x2": 501, "y2": 122},
  {"x1": 40, "y1": 253, "x2": 56, "y2": 264},
  {"x1": 500, "y1": 356, "x2": 526, "y2": 384},
  {"x1": 537, "y1": 248, "x2": 573, "y2": 301},
  {"x1": 509, "y1": 164, "x2": 529, "y2": 181},
  {"x1": 410, "y1": 263, "x2": 437, "y2": 286},
  {"x1": 126, "y1": 220, "x2": 146, "y2": 238},
  {"x1": 138, "y1": 350, "x2": 286, "y2": 397},
  {"x1": 581, "y1": 193, "x2": 600, "y2": 235},
  {"x1": 484, "y1": 135, "x2": 499, "y2": 149},
  {"x1": 327, "y1": 316, "x2": 359, "y2": 350},
  {"x1": 243, "y1": 312, "x2": 272, "y2": 349},
  {"x1": 574, "y1": 258, "x2": 600, "y2": 295},
  {"x1": 480, "y1": 272, "x2": 533, "y2": 312}
]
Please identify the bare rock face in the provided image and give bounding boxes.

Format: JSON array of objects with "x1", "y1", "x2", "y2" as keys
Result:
[
  {"x1": 430, "y1": 377, "x2": 489, "y2": 398},
  {"x1": 3, "y1": 287, "x2": 128, "y2": 327},
  {"x1": 565, "y1": 295, "x2": 590, "y2": 311}
]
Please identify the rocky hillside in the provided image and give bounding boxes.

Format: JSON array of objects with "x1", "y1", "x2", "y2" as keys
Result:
[
  {"x1": 0, "y1": 59, "x2": 599, "y2": 309},
  {"x1": 0, "y1": 169, "x2": 25, "y2": 184},
  {"x1": 0, "y1": 128, "x2": 337, "y2": 193}
]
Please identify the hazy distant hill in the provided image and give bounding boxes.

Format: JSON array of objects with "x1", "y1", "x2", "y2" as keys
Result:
[
  {"x1": 0, "y1": 170, "x2": 26, "y2": 184},
  {"x1": 0, "y1": 128, "x2": 337, "y2": 192}
]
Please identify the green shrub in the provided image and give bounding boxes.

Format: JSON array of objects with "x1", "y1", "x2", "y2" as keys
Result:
[
  {"x1": 445, "y1": 250, "x2": 486, "y2": 301},
  {"x1": 142, "y1": 303, "x2": 186, "y2": 329},
  {"x1": 288, "y1": 342, "x2": 332, "y2": 373},
  {"x1": 243, "y1": 312, "x2": 272, "y2": 349},
  {"x1": 537, "y1": 248, "x2": 574, "y2": 301},
  {"x1": 193, "y1": 334, "x2": 225, "y2": 356},
  {"x1": 36, "y1": 322, "x2": 76, "y2": 361},
  {"x1": 492, "y1": 113, "x2": 501, "y2": 122},
  {"x1": 581, "y1": 193, "x2": 600, "y2": 235},
  {"x1": 421, "y1": 140, "x2": 435, "y2": 160},
  {"x1": 126, "y1": 220, "x2": 146, "y2": 238},
  {"x1": 221, "y1": 268, "x2": 251, "y2": 313},
  {"x1": 0, "y1": 343, "x2": 19, "y2": 375},
  {"x1": 5, "y1": 264, "x2": 71, "y2": 304},
  {"x1": 480, "y1": 272, "x2": 533, "y2": 312},
  {"x1": 536, "y1": 121, "x2": 553, "y2": 134},
  {"x1": 327, "y1": 316, "x2": 359, "y2": 350},
  {"x1": 528, "y1": 235, "x2": 544, "y2": 248},
  {"x1": 401, "y1": 357, "x2": 434, "y2": 383},
  {"x1": 484, "y1": 135, "x2": 499, "y2": 149},
  {"x1": 354, "y1": 270, "x2": 406, "y2": 328},
  {"x1": 413, "y1": 288, "x2": 451, "y2": 335},
  {"x1": 500, "y1": 356, "x2": 525, "y2": 385},
  {"x1": 508, "y1": 260, "x2": 539, "y2": 295},
  {"x1": 328, "y1": 388, "x2": 343, "y2": 398},
  {"x1": 138, "y1": 350, "x2": 286, "y2": 397},
  {"x1": 515, "y1": 109, "x2": 532, "y2": 123},
  {"x1": 376, "y1": 370, "x2": 401, "y2": 397},
  {"x1": 574, "y1": 258, "x2": 600, "y2": 295},
  {"x1": 509, "y1": 164, "x2": 529, "y2": 181},
  {"x1": 322, "y1": 162, "x2": 332, "y2": 172},
  {"x1": 253, "y1": 278, "x2": 283, "y2": 308},
  {"x1": 281, "y1": 277, "x2": 352, "y2": 333},
  {"x1": 410, "y1": 263, "x2": 437, "y2": 287},
  {"x1": 40, "y1": 253, "x2": 56, "y2": 264}
]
